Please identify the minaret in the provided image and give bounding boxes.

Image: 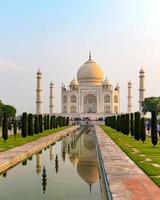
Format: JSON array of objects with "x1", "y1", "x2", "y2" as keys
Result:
[
  {"x1": 49, "y1": 81, "x2": 54, "y2": 114},
  {"x1": 139, "y1": 68, "x2": 145, "y2": 113},
  {"x1": 36, "y1": 69, "x2": 43, "y2": 114},
  {"x1": 127, "y1": 80, "x2": 132, "y2": 113},
  {"x1": 89, "y1": 51, "x2": 91, "y2": 60}
]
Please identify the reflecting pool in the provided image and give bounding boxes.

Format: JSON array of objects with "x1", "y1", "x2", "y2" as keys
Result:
[{"x1": 0, "y1": 128, "x2": 102, "y2": 200}]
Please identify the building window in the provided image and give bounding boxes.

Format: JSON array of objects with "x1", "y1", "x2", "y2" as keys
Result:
[
  {"x1": 63, "y1": 106, "x2": 67, "y2": 113},
  {"x1": 70, "y1": 95, "x2": 76, "y2": 103},
  {"x1": 104, "y1": 95, "x2": 110, "y2": 103},
  {"x1": 114, "y1": 106, "x2": 118, "y2": 113},
  {"x1": 63, "y1": 95, "x2": 67, "y2": 103},
  {"x1": 114, "y1": 95, "x2": 118, "y2": 103},
  {"x1": 104, "y1": 106, "x2": 110, "y2": 113},
  {"x1": 70, "y1": 105, "x2": 76, "y2": 113}
]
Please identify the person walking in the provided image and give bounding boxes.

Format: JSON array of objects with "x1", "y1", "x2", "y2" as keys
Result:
[
  {"x1": 157, "y1": 122, "x2": 160, "y2": 138},
  {"x1": 146, "y1": 121, "x2": 151, "y2": 136}
]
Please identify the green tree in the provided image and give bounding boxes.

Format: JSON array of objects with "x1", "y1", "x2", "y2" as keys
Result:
[
  {"x1": 151, "y1": 111, "x2": 158, "y2": 147},
  {"x1": 13, "y1": 119, "x2": 17, "y2": 137},
  {"x1": 130, "y1": 113, "x2": 134, "y2": 138},
  {"x1": 28, "y1": 113, "x2": 33, "y2": 136},
  {"x1": 2, "y1": 112, "x2": 8, "y2": 142},
  {"x1": 34, "y1": 115, "x2": 39, "y2": 134},
  {"x1": 21, "y1": 112, "x2": 28, "y2": 138},
  {"x1": 141, "y1": 117, "x2": 146, "y2": 143},
  {"x1": 125, "y1": 114, "x2": 130, "y2": 135},
  {"x1": 39, "y1": 114, "x2": 43, "y2": 133},
  {"x1": 47, "y1": 115, "x2": 50, "y2": 130},
  {"x1": 44, "y1": 115, "x2": 47, "y2": 130},
  {"x1": 134, "y1": 112, "x2": 141, "y2": 140},
  {"x1": 143, "y1": 97, "x2": 160, "y2": 114},
  {"x1": 50, "y1": 115, "x2": 53, "y2": 129},
  {"x1": 2, "y1": 105, "x2": 16, "y2": 117}
]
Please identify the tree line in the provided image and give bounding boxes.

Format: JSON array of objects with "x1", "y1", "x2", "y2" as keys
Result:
[
  {"x1": 105, "y1": 111, "x2": 158, "y2": 147},
  {"x1": 2, "y1": 112, "x2": 69, "y2": 142}
]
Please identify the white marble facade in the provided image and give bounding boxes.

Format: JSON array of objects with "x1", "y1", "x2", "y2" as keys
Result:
[{"x1": 61, "y1": 54, "x2": 120, "y2": 118}]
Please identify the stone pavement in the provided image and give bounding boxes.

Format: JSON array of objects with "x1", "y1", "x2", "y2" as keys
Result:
[
  {"x1": 95, "y1": 125, "x2": 160, "y2": 200},
  {"x1": 0, "y1": 126, "x2": 78, "y2": 173}
]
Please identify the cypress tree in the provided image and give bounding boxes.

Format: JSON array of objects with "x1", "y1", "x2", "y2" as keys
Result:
[
  {"x1": 21, "y1": 112, "x2": 28, "y2": 138},
  {"x1": 151, "y1": 111, "x2": 158, "y2": 147},
  {"x1": 122, "y1": 115, "x2": 125, "y2": 134},
  {"x1": 125, "y1": 114, "x2": 130, "y2": 135},
  {"x1": 39, "y1": 114, "x2": 43, "y2": 133},
  {"x1": 50, "y1": 115, "x2": 53, "y2": 129},
  {"x1": 2, "y1": 112, "x2": 8, "y2": 142},
  {"x1": 141, "y1": 117, "x2": 146, "y2": 143},
  {"x1": 13, "y1": 119, "x2": 17, "y2": 137},
  {"x1": 34, "y1": 115, "x2": 39, "y2": 134},
  {"x1": 66, "y1": 117, "x2": 69, "y2": 126},
  {"x1": 130, "y1": 113, "x2": 134, "y2": 138},
  {"x1": 55, "y1": 117, "x2": 58, "y2": 128},
  {"x1": 47, "y1": 115, "x2": 50, "y2": 130},
  {"x1": 28, "y1": 113, "x2": 33, "y2": 136},
  {"x1": 44, "y1": 115, "x2": 47, "y2": 130},
  {"x1": 53, "y1": 116, "x2": 56, "y2": 128},
  {"x1": 120, "y1": 115, "x2": 123, "y2": 132},
  {"x1": 134, "y1": 112, "x2": 141, "y2": 140},
  {"x1": 116, "y1": 115, "x2": 119, "y2": 131}
]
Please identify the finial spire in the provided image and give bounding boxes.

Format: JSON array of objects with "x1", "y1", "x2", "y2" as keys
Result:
[{"x1": 89, "y1": 51, "x2": 91, "y2": 60}]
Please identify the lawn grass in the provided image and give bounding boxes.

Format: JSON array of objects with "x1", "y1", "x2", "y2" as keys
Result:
[
  {"x1": 0, "y1": 126, "x2": 70, "y2": 152},
  {"x1": 100, "y1": 125, "x2": 160, "y2": 187}
]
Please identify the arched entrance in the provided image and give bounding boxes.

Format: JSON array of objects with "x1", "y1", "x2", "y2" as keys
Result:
[{"x1": 84, "y1": 94, "x2": 97, "y2": 113}]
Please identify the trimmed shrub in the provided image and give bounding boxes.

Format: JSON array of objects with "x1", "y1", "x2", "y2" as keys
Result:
[
  {"x1": 130, "y1": 113, "x2": 134, "y2": 138},
  {"x1": 134, "y1": 112, "x2": 141, "y2": 140},
  {"x1": 34, "y1": 115, "x2": 39, "y2": 134},
  {"x1": 39, "y1": 114, "x2": 43, "y2": 133},
  {"x1": 21, "y1": 112, "x2": 28, "y2": 137},
  {"x1": 47, "y1": 115, "x2": 50, "y2": 130},
  {"x1": 2, "y1": 112, "x2": 8, "y2": 142},
  {"x1": 44, "y1": 115, "x2": 47, "y2": 130},
  {"x1": 151, "y1": 111, "x2": 158, "y2": 147},
  {"x1": 13, "y1": 119, "x2": 17, "y2": 137},
  {"x1": 141, "y1": 117, "x2": 146, "y2": 143},
  {"x1": 50, "y1": 115, "x2": 53, "y2": 129},
  {"x1": 125, "y1": 114, "x2": 130, "y2": 135},
  {"x1": 28, "y1": 113, "x2": 33, "y2": 136},
  {"x1": 53, "y1": 116, "x2": 56, "y2": 128}
]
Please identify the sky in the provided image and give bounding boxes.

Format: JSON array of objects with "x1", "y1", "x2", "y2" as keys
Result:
[{"x1": 0, "y1": 0, "x2": 160, "y2": 114}]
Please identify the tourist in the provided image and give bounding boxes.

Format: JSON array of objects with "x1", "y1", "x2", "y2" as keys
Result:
[
  {"x1": 146, "y1": 121, "x2": 151, "y2": 136},
  {"x1": 157, "y1": 123, "x2": 160, "y2": 138}
]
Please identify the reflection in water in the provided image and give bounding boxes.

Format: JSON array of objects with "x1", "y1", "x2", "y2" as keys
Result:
[
  {"x1": 22, "y1": 159, "x2": 27, "y2": 166},
  {"x1": 28, "y1": 156, "x2": 33, "y2": 161},
  {"x1": 0, "y1": 127, "x2": 101, "y2": 200},
  {"x1": 36, "y1": 152, "x2": 42, "y2": 175},
  {"x1": 49, "y1": 145, "x2": 54, "y2": 161},
  {"x1": 55, "y1": 154, "x2": 59, "y2": 174},
  {"x1": 62, "y1": 149, "x2": 66, "y2": 162},
  {"x1": 61, "y1": 128, "x2": 99, "y2": 192},
  {"x1": 42, "y1": 166, "x2": 47, "y2": 193},
  {"x1": 2, "y1": 172, "x2": 7, "y2": 178}
]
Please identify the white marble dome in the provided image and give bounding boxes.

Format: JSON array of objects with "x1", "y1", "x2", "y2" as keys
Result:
[
  {"x1": 77, "y1": 56, "x2": 104, "y2": 85},
  {"x1": 70, "y1": 78, "x2": 78, "y2": 86}
]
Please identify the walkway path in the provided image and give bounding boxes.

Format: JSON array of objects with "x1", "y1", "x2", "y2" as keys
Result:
[
  {"x1": 0, "y1": 126, "x2": 78, "y2": 173},
  {"x1": 95, "y1": 125, "x2": 160, "y2": 200}
]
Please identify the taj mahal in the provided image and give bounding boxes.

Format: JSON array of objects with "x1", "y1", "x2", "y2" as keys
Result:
[
  {"x1": 36, "y1": 53, "x2": 145, "y2": 118},
  {"x1": 61, "y1": 53, "x2": 120, "y2": 119}
]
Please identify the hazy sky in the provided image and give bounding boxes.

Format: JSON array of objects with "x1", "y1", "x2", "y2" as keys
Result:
[{"x1": 0, "y1": 0, "x2": 160, "y2": 114}]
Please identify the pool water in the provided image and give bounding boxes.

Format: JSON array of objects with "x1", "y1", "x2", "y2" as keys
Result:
[{"x1": 0, "y1": 128, "x2": 102, "y2": 200}]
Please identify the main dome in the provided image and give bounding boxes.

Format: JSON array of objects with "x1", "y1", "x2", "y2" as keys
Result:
[{"x1": 77, "y1": 54, "x2": 104, "y2": 85}]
